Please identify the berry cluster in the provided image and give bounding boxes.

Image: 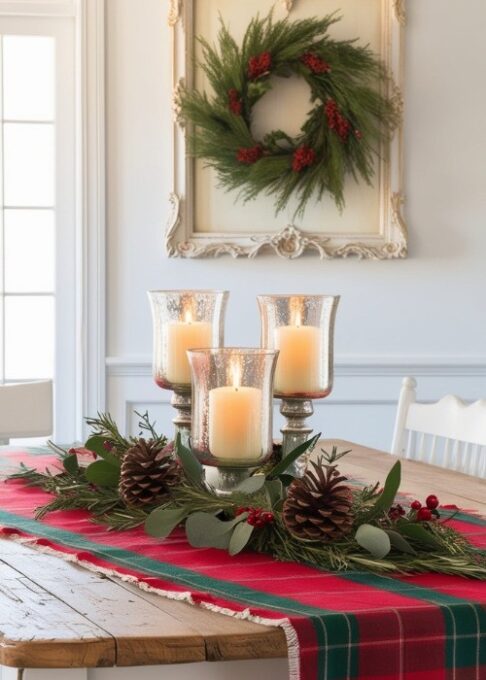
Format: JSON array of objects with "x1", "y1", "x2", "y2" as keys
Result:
[
  {"x1": 300, "y1": 52, "x2": 331, "y2": 74},
  {"x1": 237, "y1": 144, "x2": 263, "y2": 165},
  {"x1": 292, "y1": 144, "x2": 316, "y2": 172},
  {"x1": 236, "y1": 506, "x2": 274, "y2": 528},
  {"x1": 247, "y1": 51, "x2": 272, "y2": 80},
  {"x1": 411, "y1": 495, "x2": 440, "y2": 522},
  {"x1": 388, "y1": 504, "x2": 406, "y2": 521},
  {"x1": 228, "y1": 88, "x2": 242, "y2": 116},
  {"x1": 325, "y1": 99, "x2": 351, "y2": 141}
]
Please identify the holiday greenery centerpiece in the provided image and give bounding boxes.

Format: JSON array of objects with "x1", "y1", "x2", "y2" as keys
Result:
[{"x1": 8, "y1": 412, "x2": 486, "y2": 579}]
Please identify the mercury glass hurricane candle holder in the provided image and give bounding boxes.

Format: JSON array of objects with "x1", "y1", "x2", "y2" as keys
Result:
[
  {"x1": 257, "y1": 294, "x2": 340, "y2": 477},
  {"x1": 148, "y1": 290, "x2": 228, "y2": 444},
  {"x1": 187, "y1": 348, "x2": 279, "y2": 495}
]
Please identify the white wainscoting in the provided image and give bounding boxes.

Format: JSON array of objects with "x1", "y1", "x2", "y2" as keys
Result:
[{"x1": 105, "y1": 356, "x2": 486, "y2": 452}]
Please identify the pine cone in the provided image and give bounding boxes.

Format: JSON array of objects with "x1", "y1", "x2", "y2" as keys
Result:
[
  {"x1": 282, "y1": 459, "x2": 353, "y2": 541},
  {"x1": 119, "y1": 439, "x2": 181, "y2": 508}
]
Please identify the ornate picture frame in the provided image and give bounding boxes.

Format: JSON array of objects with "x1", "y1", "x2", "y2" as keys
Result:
[{"x1": 166, "y1": 0, "x2": 406, "y2": 260}]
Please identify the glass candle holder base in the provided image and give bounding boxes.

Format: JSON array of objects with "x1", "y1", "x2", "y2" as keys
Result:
[
  {"x1": 171, "y1": 388, "x2": 191, "y2": 447},
  {"x1": 280, "y1": 397, "x2": 314, "y2": 478},
  {"x1": 203, "y1": 465, "x2": 254, "y2": 497}
]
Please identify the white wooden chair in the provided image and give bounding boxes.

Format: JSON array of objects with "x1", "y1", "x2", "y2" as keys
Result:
[
  {"x1": 0, "y1": 380, "x2": 53, "y2": 444},
  {"x1": 391, "y1": 377, "x2": 486, "y2": 478}
]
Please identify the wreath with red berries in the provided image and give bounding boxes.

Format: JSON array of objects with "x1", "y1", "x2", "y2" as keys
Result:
[{"x1": 179, "y1": 12, "x2": 398, "y2": 217}]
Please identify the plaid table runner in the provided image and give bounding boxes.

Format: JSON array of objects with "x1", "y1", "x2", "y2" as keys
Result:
[{"x1": 0, "y1": 448, "x2": 485, "y2": 680}]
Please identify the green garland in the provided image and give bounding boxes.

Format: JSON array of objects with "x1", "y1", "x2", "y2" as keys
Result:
[
  {"x1": 179, "y1": 11, "x2": 398, "y2": 218},
  {"x1": 8, "y1": 413, "x2": 486, "y2": 579}
]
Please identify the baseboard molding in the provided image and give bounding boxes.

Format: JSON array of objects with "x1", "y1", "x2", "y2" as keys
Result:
[{"x1": 106, "y1": 355, "x2": 486, "y2": 378}]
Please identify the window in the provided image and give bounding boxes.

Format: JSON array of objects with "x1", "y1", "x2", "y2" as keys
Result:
[{"x1": 0, "y1": 13, "x2": 77, "y2": 441}]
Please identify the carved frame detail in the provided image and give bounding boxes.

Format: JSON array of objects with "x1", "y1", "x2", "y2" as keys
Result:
[{"x1": 166, "y1": 0, "x2": 407, "y2": 260}]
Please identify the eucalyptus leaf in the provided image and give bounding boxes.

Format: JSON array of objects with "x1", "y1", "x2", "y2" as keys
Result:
[
  {"x1": 278, "y1": 474, "x2": 295, "y2": 487},
  {"x1": 175, "y1": 434, "x2": 204, "y2": 485},
  {"x1": 269, "y1": 434, "x2": 320, "y2": 479},
  {"x1": 235, "y1": 475, "x2": 266, "y2": 495},
  {"x1": 362, "y1": 460, "x2": 401, "y2": 521},
  {"x1": 145, "y1": 506, "x2": 188, "y2": 539},
  {"x1": 265, "y1": 479, "x2": 283, "y2": 508},
  {"x1": 397, "y1": 521, "x2": 443, "y2": 549},
  {"x1": 84, "y1": 435, "x2": 121, "y2": 467},
  {"x1": 85, "y1": 460, "x2": 120, "y2": 488},
  {"x1": 229, "y1": 520, "x2": 254, "y2": 556},
  {"x1": 386, "y1": 530, "x2": 416, "y2": 555},
  {"x1": 185, "y1": 511, "x2": 246, "y2": 549},
  {"x1": 355, "y1": 524, "x2": 391, "y2": 559},
  {"x1": 63, "y1": 453, "x2": 79, "y2": 475}
]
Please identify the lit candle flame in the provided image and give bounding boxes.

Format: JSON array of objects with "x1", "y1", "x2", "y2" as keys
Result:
[
  {"x1": 183, "y1": 300, "x2": 194, "y2": 323},
  {"x1": 230, "y1": 356, "x2": 242, "y2": 390}
]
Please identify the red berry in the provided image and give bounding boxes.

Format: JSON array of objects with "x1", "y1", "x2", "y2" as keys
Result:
[
  {"x1": 248, "y1": 51, "x2": 272, "y2": 79},
  {"x1": 103, "y1": 440, "x2": 113, "y2": 451},
  {"x1": 247, "y1": 516, "x2": 256, "y2": 526},
  {"x1": 68, "y1": 447, "x2": 76, "y2": 454},
  {"x1": 229, "y1": 99, "x2": 242, "y2": 115},
  {"x1": 411, "y1": 500, "x2": 422, "y2": 510},
  {"x1": 228, "y1": 88, "x2": 242, "y2": 116},
  {"x1": 237, "y1": 145, "x2": 263, "y2": 165},
  {"x1": 292, "y1": 145, "x2": 316, "y2": 172},
  {"x1": 426, "y1": 495, "x2": 439, "y2": 510},
  {"x1": 417, "y1": 507, "x2": 432, "y2": 522},
  {"x1": 300, "y1": 52, "x2": 331, "y2": 74},
  {"x1": 255, "y1": 518, "x2": 265, "y2": 528}
]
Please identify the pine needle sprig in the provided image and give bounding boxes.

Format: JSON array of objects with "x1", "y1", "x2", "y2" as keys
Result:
[
  {"x1": 134, "y1": 410, "x2": 167, "y2": 448},
  {"x1": 35, "y1": 485, "x2": 121, "y2": 520},
  {"x1": 94, "y1": 507, "x2": 149, "y2": 531},
  {"x1": 253, "y1": 515, "x2": 486, "y2": 579},
  {"x1": 85, "y1": 412, "x2": 131, "y2": 451}
]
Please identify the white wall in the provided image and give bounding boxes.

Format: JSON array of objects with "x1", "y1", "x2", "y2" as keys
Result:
[{"x1": 105, "y1": 0, "x2": 486, "y2": 451}]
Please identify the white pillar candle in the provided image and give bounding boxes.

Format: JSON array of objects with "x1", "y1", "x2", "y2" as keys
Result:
[
  {"x1": 274, "y1": 322, "x2": 322, "y2": 395},
  {"x1": 166, "y1": 309, "x2": 212, "y2": 385},
  {"x1": 208, "y1": 360, "x2": 262, "y2": 459}
]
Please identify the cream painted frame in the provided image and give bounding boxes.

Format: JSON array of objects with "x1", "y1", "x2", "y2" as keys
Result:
[{"x1": 166, "y1": 0, "x2": 406, "y2": 260}]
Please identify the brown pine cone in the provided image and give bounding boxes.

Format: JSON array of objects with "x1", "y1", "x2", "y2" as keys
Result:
[
  {"x1": 119, "y1": 438, "x2": 181, "y2": 508},
  {"x1": 282, "y1": 459, "x2": 353, "y2": 541}
]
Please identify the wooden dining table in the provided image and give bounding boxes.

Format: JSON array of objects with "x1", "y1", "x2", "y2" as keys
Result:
[{"x1": 0, "y1": 440, "x2": 484, "y2": 679}]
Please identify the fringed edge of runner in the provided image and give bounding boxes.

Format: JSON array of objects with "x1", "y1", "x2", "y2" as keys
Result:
[{"x1": 0, "y1": 528, "x2": 301, "y2": 680}]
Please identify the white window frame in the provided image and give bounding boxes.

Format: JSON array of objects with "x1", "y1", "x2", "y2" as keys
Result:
[{"x1": 0, "y1": 0, "x2": 106, "y2": 441}]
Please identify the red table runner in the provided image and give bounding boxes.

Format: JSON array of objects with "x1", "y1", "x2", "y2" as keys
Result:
[{"x1": 0, "y1": 449, "x2": 485, "y2": 680}]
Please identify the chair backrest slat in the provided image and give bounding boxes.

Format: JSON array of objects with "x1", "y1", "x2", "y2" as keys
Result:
[
  {"x1": 391, "y1": 377, "x2": 486, "y2": 478},
  {"x1": 0, "y1": 380, "x2": 53, "y2": 441}
]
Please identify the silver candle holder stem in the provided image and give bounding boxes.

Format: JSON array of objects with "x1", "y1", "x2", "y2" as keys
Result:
[
  {"x1": 171, "y1": 388, "x2": 192, "y2": 447},
  {"x1": 203, "y1": 466, "x2": 252, "y2": 497},
  {"x1": 280, "y1": 397, "x2": 314, "y2": 477}
]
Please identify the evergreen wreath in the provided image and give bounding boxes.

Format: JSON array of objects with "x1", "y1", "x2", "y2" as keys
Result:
[{"x1": 179, "y1": 12, "x2": 398, "y2": 218}]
